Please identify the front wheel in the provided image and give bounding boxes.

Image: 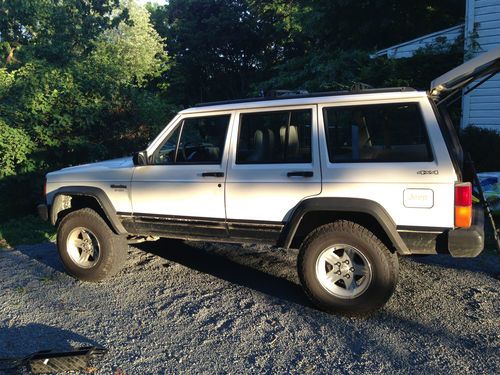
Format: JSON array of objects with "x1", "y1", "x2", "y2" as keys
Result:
[
  {"x1": 298, "y1": 221, "x2": 399, "y2": 316},
  {"x1": 57, "y1": 208, "x2": 127, "y2": 282}
]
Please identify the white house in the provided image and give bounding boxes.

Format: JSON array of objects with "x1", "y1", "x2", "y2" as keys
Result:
[
  {"x1": 371, "y1": 25, "x2": 464, "y2": 59},
  {"x1": 463, "y1": 0, "x2": 500, "y2": 130},
  {"x1": 374, "y1": 0, "x2": 500, "y2": 130}
]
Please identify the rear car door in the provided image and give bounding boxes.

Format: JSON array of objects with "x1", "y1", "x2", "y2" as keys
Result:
[{"x1": 225, "y1": 105, "x2": 321, "y2": 242}]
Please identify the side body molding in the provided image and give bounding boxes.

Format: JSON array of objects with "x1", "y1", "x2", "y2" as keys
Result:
[
  {"x1": 280, "y1": 197, "x2": 411, "y2": 255},
  {"x1": 49, "y1": 186, "x2": 127, "y2": 234}
]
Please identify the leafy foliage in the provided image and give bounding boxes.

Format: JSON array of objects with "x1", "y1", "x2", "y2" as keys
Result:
[
  {"x1": 149, "y1": 0, "x2": 277, "y2": 104},
  {"x1": 86, "y1": 0, "x2": 167, "y2": 88},
  {"x1": 0, "y1": 0, "x2": 123, "y2": 65},
  {"x1": 0, "y1": 0, "x2": 170, "y2": 220},
  {"x1": 0, "y1": 118, "x2": 33, "y2": 177},
  {"x1": 461, "y1": 126, "x2": 500, "y2": 172}
]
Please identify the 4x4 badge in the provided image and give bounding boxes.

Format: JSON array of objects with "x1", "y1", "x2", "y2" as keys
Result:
[{"x1": 417, "y1": 170, "x2": 439, "y2": 175}]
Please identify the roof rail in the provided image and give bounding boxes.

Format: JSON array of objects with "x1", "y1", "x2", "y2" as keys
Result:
[
  {"x1": 265, "y1": 89, "x2": 309, "y2": 98},
  {"x1": 194, "y1": 87, "x2": 416, "y2": 108}
]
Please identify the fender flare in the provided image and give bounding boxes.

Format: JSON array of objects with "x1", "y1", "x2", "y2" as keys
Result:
[
  {"x1": 280, "y1": 197, "x2": 411, "y2": 255},
  {"x1": 49, "y1": 186, "x2": 127, "y2": 234}
]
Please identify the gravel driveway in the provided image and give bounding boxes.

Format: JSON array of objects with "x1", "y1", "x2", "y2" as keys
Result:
[{"x1": 0, "y1": 240, "x2": 499, "y2": 374}]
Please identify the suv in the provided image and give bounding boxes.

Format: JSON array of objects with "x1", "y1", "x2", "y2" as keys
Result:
[{"x1": 39, "y1": 48, "x2": 500, "y2": 315}]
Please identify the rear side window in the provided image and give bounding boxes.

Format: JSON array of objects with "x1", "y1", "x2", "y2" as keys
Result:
[
  {"x1": 323, "y1": 103, "x2": 433, "y2": 163},
  {"x1": 236, "y1": 109, "x2": 312, "y2": 164}
]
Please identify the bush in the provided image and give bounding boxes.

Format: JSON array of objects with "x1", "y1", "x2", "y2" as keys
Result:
[
  {"x1": 0, "y1": 172, "x2": 45, "y2": 222},
  {"x1": 0, "y1": 119, "x2": 34, "y2": 178},
  {"x1": 460, "y1": 126, "x2": 500, "y2": 172}
]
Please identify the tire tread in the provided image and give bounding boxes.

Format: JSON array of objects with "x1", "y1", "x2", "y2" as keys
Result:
[
  {"x1": 57, "y1": 208, "x2": 127, "y2": 282},
  {"x1": 298, "y1": 220, "x2": 398, "y2": 316}
]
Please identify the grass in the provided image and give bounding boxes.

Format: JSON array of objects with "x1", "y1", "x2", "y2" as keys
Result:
[{"x1": 0, "y1": 215, "x2": 56, "y2": 249}]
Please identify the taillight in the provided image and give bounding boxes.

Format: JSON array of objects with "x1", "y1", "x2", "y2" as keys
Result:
[{"x1": 455, "y1": 183, "x2": 472, "y2": 228}]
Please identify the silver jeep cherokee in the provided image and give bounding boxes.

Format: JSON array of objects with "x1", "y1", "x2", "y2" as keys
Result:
[{"x1": 39, "y1": 47, "x2": 500, "y2": 315}]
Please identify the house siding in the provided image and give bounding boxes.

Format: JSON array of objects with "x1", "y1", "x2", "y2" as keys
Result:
[
  {"x1": 372, "y1": 25, "x2": 463, "y2": 59},
  {"x1": 462, "y1": 0, "x2": 500, "y2": 130}
]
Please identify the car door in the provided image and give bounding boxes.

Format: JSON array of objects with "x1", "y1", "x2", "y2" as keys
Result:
[
  {"x1": 318, "y1": 98, "x2": 456, "y2": 228},
  {"x1": 130, "y1": 111, "x2": 233, "y2": 238},
  {"x1": 225, "y1": 105, "x2": 321, "y2": 242}
]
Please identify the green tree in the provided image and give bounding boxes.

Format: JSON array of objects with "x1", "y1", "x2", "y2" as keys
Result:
[
  {"x1": 73, "y1": 0, "x2": 170, "y2": 157},
  {"x1": 0, "y1": 0, "x2": 123, "y2": 66},
  {"x1": 149, "y1": 0, "x2": 276, "y2": 104},
  {"x1": 0, "y1": 119, "x2": 33, "y2": 177},
  {"x1": 85, "y1": 0, "x2": 167, "y2": 88},
  {"x1": 249, "y1": 0, "x2": 465, "y2": 91},
  {"x1": 0, "y1": 1, "x2": 171, "y2": 220},
  {"x1": 250, "y1": 0, "x2": 464, "y2": 52}
]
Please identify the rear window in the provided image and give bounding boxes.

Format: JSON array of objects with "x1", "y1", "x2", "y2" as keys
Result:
[{"x1": 323, "y1": 103, "x2": 433, "y2": 163}]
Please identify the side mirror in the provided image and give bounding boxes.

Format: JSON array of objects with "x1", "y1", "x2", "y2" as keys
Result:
[{"x1": 133, "y1": 150, "x2": 149, "y2": 166}]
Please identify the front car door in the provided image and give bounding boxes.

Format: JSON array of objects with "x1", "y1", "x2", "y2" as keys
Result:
[{"x1": 129, "y1": 111, "x2": 233, "y2": 239}]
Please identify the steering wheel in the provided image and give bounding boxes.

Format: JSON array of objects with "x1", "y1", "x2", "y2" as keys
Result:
[{"x1": 181, "y1": 142, "x2": 193, "y2": 161}]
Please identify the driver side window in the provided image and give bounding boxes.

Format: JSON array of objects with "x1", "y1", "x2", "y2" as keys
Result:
[{"x1": 153, "y1": 114, "x2": 230, "y2": 165}]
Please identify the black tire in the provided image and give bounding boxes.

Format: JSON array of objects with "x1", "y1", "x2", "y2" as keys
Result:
[
  {"x1": 57, "y1": 208, "x2": 127, "y2": 282},
  {"x1": 298, "y1": 220, "x2": 399, "y2": 316}
]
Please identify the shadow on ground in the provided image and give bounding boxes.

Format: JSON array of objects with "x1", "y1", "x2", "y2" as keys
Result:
[
  {"x1": 14, "y1": 243, "x2": 65, "y2": 274},
  {"x1": 136, "y1": 240, "x2": 498, "y2": 373},
  {"x1": 409, "y1": 253, "x2": 500, "y2": 279},
  {"x1": 136, "y1": 239, "x2": 311, "y2": 307}
]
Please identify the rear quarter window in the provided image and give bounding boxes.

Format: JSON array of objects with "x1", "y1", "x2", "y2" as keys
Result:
[{"x1": 323, "y1": 102, "x2": 434, "y2": 163}]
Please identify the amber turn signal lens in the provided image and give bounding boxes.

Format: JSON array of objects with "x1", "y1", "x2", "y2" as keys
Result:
[{"x1": 455, "y1": 206, "x2": 472, "y2": 228}]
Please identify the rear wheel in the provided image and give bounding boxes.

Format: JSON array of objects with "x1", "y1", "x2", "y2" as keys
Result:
[
  {"x1": 57, "y1": 208, "x2": 127, "y2": 282},
  {"x1": 298, "y1": 220, "x2": 398, "y2": 316}
]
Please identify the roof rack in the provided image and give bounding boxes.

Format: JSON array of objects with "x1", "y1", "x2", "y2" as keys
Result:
[
  {"x1": 194, "y1": 87, "x2": 416, "y2": 107},
  {"x1": 350, "y1": 82, "x2": 373, "y2": 91},
  {"x1": 265, "y1": 89, "x2": 310, "y2": 97}
]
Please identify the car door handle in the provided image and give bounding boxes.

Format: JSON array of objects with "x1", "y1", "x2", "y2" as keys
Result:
[
  {"x1": 202, "y1": 172, "x2": 224, "y2": 177},
  {"x1": 287, "y1": 171, "x2": 313, "y2": 178}
]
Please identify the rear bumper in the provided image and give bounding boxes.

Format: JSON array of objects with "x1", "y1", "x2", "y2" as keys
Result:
[
  {"x1": 398, "y1": 205, "x2": 485, "y2": 257},
  {"x1": 448, "y1": 204, "x2": 484, "y2": 257}
]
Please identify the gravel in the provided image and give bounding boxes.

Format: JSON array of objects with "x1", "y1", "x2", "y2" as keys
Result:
[{"x1": 0, "y1": 240, "x2": 499, "y2": 374}]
